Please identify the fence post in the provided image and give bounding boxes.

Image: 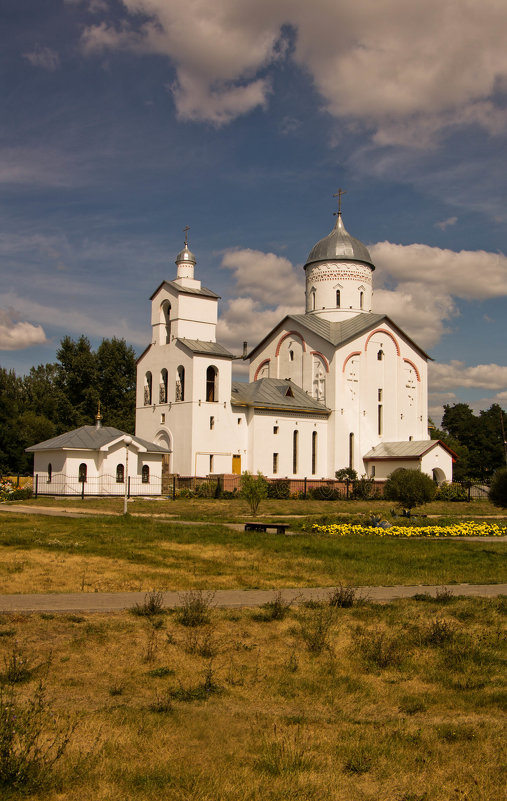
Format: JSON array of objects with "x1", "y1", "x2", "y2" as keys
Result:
[
  {"x1": 172, "y1": 475, "x2": 176, "y2": 501},
  {"x1": 16, "y1": 474, "x2": 20, "y2": 487},
  {"x1": 81, "y1": 479, "x2": 85, "y2": 500},
  {"x1": 128, "y1": 476, "x2": 131, "y2": 499},
  {"x1": 303, "y1": 477, "x2": 307, "y2": 499},
  {"x1": 346, "y1": 479, "x2": 350, "y2": 500},
  {"x1": 35, "y1": 474, "x2": 38, "y2": 498}
]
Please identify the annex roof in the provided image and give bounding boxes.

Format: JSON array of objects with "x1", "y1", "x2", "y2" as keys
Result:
[
  {"x1": 177, "y1": 339, "x2": 235, "y2": 359},
  {"x1": 150, "y1": 280, "x2": 219, "y2": 300},
  {"x1": 26, "y1": 426, "x2": 169, "y2": 454},
  {"x1": 363, "y1": 440, "x2": 457, "y2": 460},
  {"x1": 231, "y1": 378, "x2": 330, "y2": 414}
]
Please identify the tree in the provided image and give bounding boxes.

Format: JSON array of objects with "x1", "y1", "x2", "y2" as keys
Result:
[
  {"x1": 383, "y1": 468, "x2": 436, "y2": 512},
  {"x1": 442, "y1": 402, "x2": 507, "y2": 480},
  {"x1": 56, "y1": 336, "x2": 98, "y2": 427},
  {"x1": 489, "y1": 467, "x2": 507, "y2": 509},
  {"x1": 240, "y1": 471, "x2": 268, "y2": 516},
  {"x1": 96, "y1": 338, "x2": 136, "y2": 432}
]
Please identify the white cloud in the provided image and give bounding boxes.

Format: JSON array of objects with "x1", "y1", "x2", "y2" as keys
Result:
[
  {"x1": 79, "y1": 0, "x2": 507, "y2": 139},
  {"x1": 221, "y1": 248, "x2": 304, "y2": 306},
  {"x1": 429, "y1": 361, "x2": 507, "y2": 391},
  {"x1": 23, "y1": 45, "x2": 60, "y2": 71},
  {"x1": 0, "y1": 309, "x2": 47, "y2": 351},
  {"x1": 435, "y1": 216, "x2": 457, "y2": 231},
  {"x1": 370, "y1": 242, "x2": 507, "y2": 301}
]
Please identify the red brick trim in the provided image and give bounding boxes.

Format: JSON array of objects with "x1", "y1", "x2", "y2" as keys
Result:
[
  {"x1": 365, "y1": 328, "x2": 400, "y2": 356},
  {"x1": 254, "y1": 358, "x2": 271, "y2": 381},
  {"x1": 342, "y1": 351, "x2": 361, "y2": 373},
  {"x1": 403, "y1": 358, "x2": 421, "y2": 382},
  {"x1": 275, "y1": 330, "x2": 307, "y2": 356},
  {"x1": 310, "y1": 351, "x2": 329, "y2": 372}
]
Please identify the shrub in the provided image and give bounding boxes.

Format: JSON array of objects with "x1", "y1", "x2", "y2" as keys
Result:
[
  {"x1": 130, "y1": 591, "x2": 165, "y2": 617},
  {"x1": 489, "y1": 467, "x2": 507, "y2": 508},
  {"x1": 176, "y1": 590, "x2": 215, "y2": 627},
  {"x1": 435, "y1": 483, "x2": 468, "y2": 502},
  {"x1": 350, "y1": 475, "x2": 376, "y2": 500},
  {"x1": 0, "y1": 681, "x2": 77, "y2": 791},
  {"x1": 328, "y1": 585, "x2": 357, "y2": 608},
  {"x1": 267, "y1": 479, "x2": 291, "y2": 499},
  {"x1": 254, "y1": 591, "x2": 292, "y2": 622},
  {"x1": 299, "y1": 605, "x2": 336, "y2": 654},
  {"x1": 354, "y1": 629, "x2": 407, "y2": 669},
  {"x1": 240, "y1": 471, "x2": 268, "y2": 516},
  {"x1": 383, "y1": 468, "x2": 436, "y2": 511},
  {"x1": 309, "y1": 485, "x2": 341, "y2": 501}
]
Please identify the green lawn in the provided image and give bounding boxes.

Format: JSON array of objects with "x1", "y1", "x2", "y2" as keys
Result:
[{"x1": 0, "y1": 513, "x2": 505, "y2": 593}]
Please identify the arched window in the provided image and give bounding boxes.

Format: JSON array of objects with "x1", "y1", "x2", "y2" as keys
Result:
[
  {"x1": 142, "y1": 465, "x2": 150, "y2": 484},
  {"x1": 78, "y1": 463, "x2": 87, "y2": 483},
  {"x1": 116, "y1": 464, "x2": 124, "y2": 483},
  {"x1": 159, "y1": 369, "x2": 168, "y2": 403},
  {"x1": 160, "y1": 301, "x2": 171, "y2": 344},
  {"x1": 289, "y1": 350, "x2": 294, "y2": 361},
  {"x1": 206, "y1": 365, "x2": 218, "y2": 402},
  {"x1": 176, "y1": 365, "x2": 185, "y2": 401},
  {"x1": 311, "y1": 432, "x2": 317, "y2": 475},
  {"x1": 292, "y1": 430, "x2": 299, "y2": 474},
  {"x1": 336, "y1": 290, "x2": 341, "y2": 308},
  {"x1": 359, "y1": 291, "x2": 364, "y2": 309},
  {"x1": 349, "y1": 433, "x2": 354, "y2": 470},
  {"x1": 47, "y1": 463, "x2": 52, "y2": 484},
  {"x1": 144, "y1": 372, "x2": 152, "y2": 405},
  {"x1": 377, "y1": 349, "x2": 384, "y2": 361},
  {"x1": 311, "y1": 290, "x2": 316, "y2": 311}
]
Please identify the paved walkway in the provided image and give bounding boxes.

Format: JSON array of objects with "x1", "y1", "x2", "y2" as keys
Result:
[{"x1": 0, "y1": 583, "x2": 505, "y2": 613}]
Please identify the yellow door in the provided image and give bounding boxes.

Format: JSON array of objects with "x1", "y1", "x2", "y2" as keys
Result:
[{"x1": 232, "y1": 455, "x2": 241, "y2": 475}]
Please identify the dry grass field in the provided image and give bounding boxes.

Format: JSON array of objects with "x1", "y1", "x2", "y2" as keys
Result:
[{"x1": 0, "y1": 593, "x2": 505, "y2": 800}]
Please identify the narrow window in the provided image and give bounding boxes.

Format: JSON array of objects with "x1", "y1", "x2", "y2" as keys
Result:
[
  {"x1": 273, "y1": 453, "x2": 279, "y2": 474},
  {"x1": 336, "y1": 289, "x2": 341, "y2": 308},
  {"x1": 161, "y1": 413, "x2": 165, "y2": 423},
  {"x1": 144, "y1": 372, "x2": 152, "y2": 405},
  {"x1": 116, "y1": 464, "x2": 124, "y2": 483},
  {"x1": 176, "y1": 365, "x2": 185, "y2": 401},
  {"x1": 289, "y1": 349, "x2": 294, "y2": 361},
  {"x1": 292, "y1": 430, "x2": 298, "y2": 474},
  {"x1": 377, "y1": 349, "x2": 383, "y2": 361},
  {"x1": 209, "y1": 454, "x2": 214, "y2": 473},
  {"x1": 349, "y1": 433, "x2": 354, "y2": 470},
  {"x1": 237, "y1": 417, "x2": 241, "y2": 425},
  {"x1": 311, "y1": 431, "x2": 317, "y2": 475},
  {"x1": 359, "y1": 291, "x2": 364, "y2": 309},
  {"x1": 311, "y1": 291, "x2": 316, "y2": 310},
  {"x1": 378, "y1": 388, "x2": 383, "y2": 402},
  {"x1": 142, "y1": 465, "x2": 149, "y2": 484},
  {"x1": 273, "y1": 425, "x2": 279, "y2": 435},
  {"x1": 206, "y1": 366, "x2": 217, "y2": 402},
  {"x1": 378, "y1": 403, "x2": 383, "y2": 436},
  {"x1": 160, "y1": 301, "x2": 171, "y2": 344},
  {"x1": 210, "y1": 416, "x2": 214, "y2": 430},
  {"x1": 159, "y1": 369, "x2": 168, "y2": 403},
  {"x1": 79, "y1": 463, "x2": 87, "y2": 483},
  {"x1": 371, "y1": 465, "x2": 376, "y2": 477},
  {"x1": 47, "y1": 463, "x2": 52, "y2": 484}
]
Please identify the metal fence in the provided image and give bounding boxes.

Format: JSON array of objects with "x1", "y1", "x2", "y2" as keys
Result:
[{"x1": 34, "y1": 473, "x2": 162, "y2": 498}]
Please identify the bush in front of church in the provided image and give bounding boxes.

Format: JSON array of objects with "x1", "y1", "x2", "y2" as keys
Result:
[
  {"x1": 489, "y1": 467, "x2": 507, "y2": 509},
  {"x1": 383, "y1": 468, "x2": 436, "y2": 512},
  {"x1": 240, "y1": 471, "x2": 269, "y2": 516}
]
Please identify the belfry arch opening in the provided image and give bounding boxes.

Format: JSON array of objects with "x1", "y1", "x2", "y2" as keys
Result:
[{"x1": 160, "y1": 301, "x2": 171, "y2": 344}]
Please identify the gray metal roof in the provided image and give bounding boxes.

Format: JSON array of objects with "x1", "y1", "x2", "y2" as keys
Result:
[
  {"x1": 178, "y1": 339, "x2": 234, "y2": 359},
  {"x1": 231, "y1": 378, "x2": 329, "y2": 414},
  {"x1": 175, "y1": 244, "x2": 196, "y2": 266},
  {"x1": 26, "y1": 426, "x2": 169, "y2": 453},
  {"x1": 289, "y1": 312, "x2": 386, "y2": 347},
  {"x1": 363, "y1": 440, "x2": 438, "y2": 459},
  {"x1": 305, "y1": 214, "x2": 374, "y2": 269},
  {"x1": 150, "y1": 280, "x2": 219, "y2": 300}
]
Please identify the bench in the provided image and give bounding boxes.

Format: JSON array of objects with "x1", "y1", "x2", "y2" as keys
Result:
[{"x1": 244, "y1": 522, "x2": 288, "y2": 535}]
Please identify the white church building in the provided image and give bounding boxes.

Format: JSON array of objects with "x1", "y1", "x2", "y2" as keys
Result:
[{"x1": 136, "y1": 209, "x2": 454, "y2": 485}]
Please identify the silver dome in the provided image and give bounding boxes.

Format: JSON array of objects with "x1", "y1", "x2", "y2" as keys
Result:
[
  {"x1": 305, "y1": 214, "x2": 374, "y2": 269},
  {"x1": 175, "y1": 244, "x2": 196, "y2": 266}
]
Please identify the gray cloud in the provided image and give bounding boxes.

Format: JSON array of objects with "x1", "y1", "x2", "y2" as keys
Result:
[
  {"x1": 23, "y1": 45, "x2": 60, "y2": 71},
  {"x1": 0, "y1": 308, "x2": 48, "y2": 351}
]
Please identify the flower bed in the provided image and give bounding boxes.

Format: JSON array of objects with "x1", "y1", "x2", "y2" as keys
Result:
[{"x1": 311, "y1": 521, "x2": 507, "y2": 538}]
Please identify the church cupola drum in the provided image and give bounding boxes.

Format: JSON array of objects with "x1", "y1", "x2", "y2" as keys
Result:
[{"x1": 305, "y1": 194, "x2": 375, "y2": 322}]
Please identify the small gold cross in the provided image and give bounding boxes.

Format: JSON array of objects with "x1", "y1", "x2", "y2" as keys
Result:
[
  {"x1": 183, "y1": 225, "x2": 190, "y2": 246},
  {"x1": 333, "y1": 188, "x2": 347, "y2": 215}
]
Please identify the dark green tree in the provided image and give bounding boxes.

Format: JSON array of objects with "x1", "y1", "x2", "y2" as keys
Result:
[
  {"x1": 383, "y1": 468, "x2": 436, "y2": 512},
  {"x1": 489, "y1": 467, "x2": 507, "y2": 508},
  {"x1": 96, "y1": 338, "x2": 136, "y2": 432}
]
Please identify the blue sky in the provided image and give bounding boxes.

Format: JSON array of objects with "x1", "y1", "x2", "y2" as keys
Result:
[{"x1": 1, "y1": 0, "x2": 507, "y2": 423}]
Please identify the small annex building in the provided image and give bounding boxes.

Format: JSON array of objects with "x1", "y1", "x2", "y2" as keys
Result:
[
  {"x1": 27, "y1": 418, "x2": 168, "y2": 496},
  {"x1": 136, "y1": 207, "x2": 455, "y2": 484}
]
